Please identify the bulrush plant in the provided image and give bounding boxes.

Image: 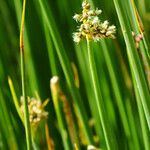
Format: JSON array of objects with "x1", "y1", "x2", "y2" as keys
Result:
[
  {"x1": 73, "y1": 1, "x2": 116, "y2": 150},
  {"x1": 1, "y1": 0, "x2": 150, "y2": 149}
]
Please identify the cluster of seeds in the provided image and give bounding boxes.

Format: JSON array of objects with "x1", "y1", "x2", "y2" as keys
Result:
[
  {"x1": 20, "y1": 97, "x2": 48, "y2": 126},
  {"x1": 73, "y1": 1, "x2": 116, "y2": 43}
]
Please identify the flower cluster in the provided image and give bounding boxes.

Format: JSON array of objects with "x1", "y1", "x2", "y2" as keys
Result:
[
  {"x1": 73, "y1": 1, "x2": 116, "y2": 43},
  {"x1": 20, "y1": 97, "x2": 48, "y2": 126}
]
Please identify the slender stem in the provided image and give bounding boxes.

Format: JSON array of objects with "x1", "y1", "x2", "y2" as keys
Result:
[
  {"x1": 20, "y1": 0, "x2": 32, "y2": 149},
  {"x1": 20, "y1": 48, "x2": 32, "y2": 150},
  {"x1": 87, "y1": 39, "x2": 111, "y2": 150}
]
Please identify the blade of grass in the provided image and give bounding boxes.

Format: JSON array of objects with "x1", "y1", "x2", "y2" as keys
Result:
[
  {"x1": 43, "y1": 24, "x2": 58, "y2": 76},
  {"x1": 125, "y1": 98, "x2": 140, "y2": 150},
  {"x1": 100, "y1": 40, "x2": 130, "y2": 137},
  {"x1": 87, "y1": 39, "x2": 111, "y2": 150},
  {"x1": 132, "y1": 77, "x2": 150, "y2": 150},
  {"x1": 8, "y1": 77, "x2": 23, "y2": 122},
  {"x1": 0, "y1": 90, "x2": 18, "y2": 150}
]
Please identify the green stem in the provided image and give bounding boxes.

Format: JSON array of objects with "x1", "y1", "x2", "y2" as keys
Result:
[
  {"x1": 20, "y1": 48, "x2": 32, "y2": 150},
  {"x1": 13, "y1": 0, "x2": 39, "y2": 93},
  {"x1": 87, "y1": 39, "x2": 111, "y2": 150},
  {"x1": 20, "y1": 0, "x2": 32, "y2": 149}
]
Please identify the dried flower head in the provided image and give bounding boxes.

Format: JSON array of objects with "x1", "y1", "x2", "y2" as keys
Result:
[
  {"x1": 73, "y1": 0, "x2": 116, "y2": 43},
  {"x1": 132, "y1": 31, "x2": 143, "y2": 48},
  {"x1": 20, "y1": 97, "x2": 48, "y2": 126}
]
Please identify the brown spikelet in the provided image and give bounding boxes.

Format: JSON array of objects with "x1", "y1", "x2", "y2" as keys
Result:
[
  {"x1": 59, "y1": 91, "x2": 78, "y2": 145},
  {"x1": 45, "y1": 123, "x2": 55, "y2": 150},
  {"x1": 73, "y1": 104, "x2": 88, "y2": 145},
  {"x1": 71, "y1": 62, "x2": 80, "y2": 88},
  {"x1": 50, "y1": 76, "x2": 79, "y2": 146}
]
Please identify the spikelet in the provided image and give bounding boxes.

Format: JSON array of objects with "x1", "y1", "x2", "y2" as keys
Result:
[
  {"x1": 20, "y1": 96, "x2": 48, "y2": 127},
  {"x1": 50, "y1": 76, "x2": 78, "y2": 145}
]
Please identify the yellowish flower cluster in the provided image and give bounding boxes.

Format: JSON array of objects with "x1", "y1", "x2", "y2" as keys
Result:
[
  {"x1": 73, "y1": 1, "x2": 116, "y2": 43},
  {"x1": 20, "y1": 97, "x2": 48, "y2": 126}
]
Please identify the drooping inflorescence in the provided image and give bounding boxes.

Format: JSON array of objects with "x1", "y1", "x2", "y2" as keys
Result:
[{"x1": 73, "y1": 1, "x2": 116, "y2": 43}]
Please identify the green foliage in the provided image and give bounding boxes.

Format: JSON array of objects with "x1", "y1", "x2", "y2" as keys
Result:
[{"x1": 0, "y1": 0, "x2": 150, "y2": 150}]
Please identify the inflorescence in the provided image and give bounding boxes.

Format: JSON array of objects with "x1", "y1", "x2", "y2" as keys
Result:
[
  {"x1": 20, "y1": 97, "x2": 48, "y2": 126},
  {"x1": 73, "y1": 1, "x2": 116, "y2": 43}
]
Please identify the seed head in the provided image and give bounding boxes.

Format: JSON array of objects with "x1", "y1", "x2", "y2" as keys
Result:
[
  {"x1": 20, "y1": 97, "x2": 48, "y2": 126},
  {"x1": 73, "y1": 1, "x2": 116, "y2": 43}
]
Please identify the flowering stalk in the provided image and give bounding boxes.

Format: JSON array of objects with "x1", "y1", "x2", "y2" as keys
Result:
[
  {"x1": 20, "y1": 0, "x2": 32, "y2": 149},
  {"x1": 73, "y1": 1, "x2": 116, "y2": 43},
  {"x1": 73, "y1": 1, "x2": 116, "y2": 149}
]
